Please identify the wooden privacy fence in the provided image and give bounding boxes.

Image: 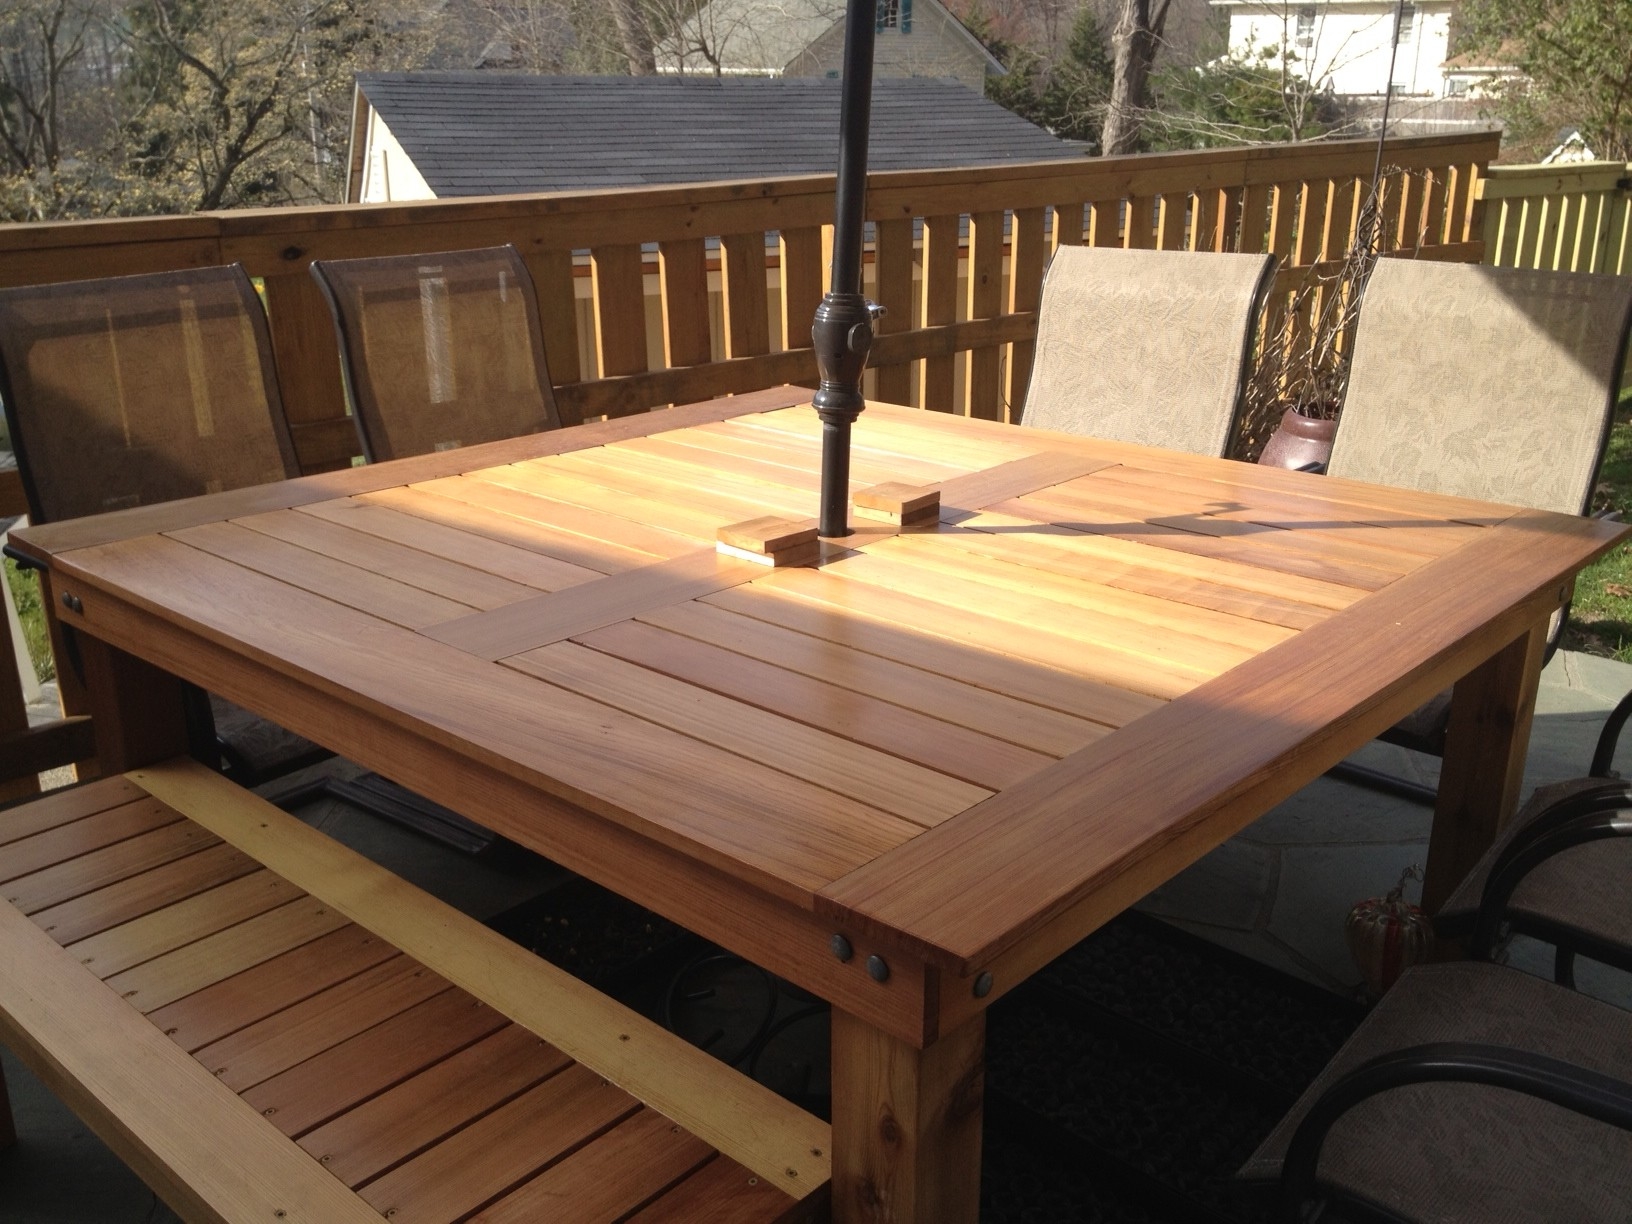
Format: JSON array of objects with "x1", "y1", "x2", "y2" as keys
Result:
[
  {"x1": 0, "y1": 130, "x2": 1497, "y2": 482},
  {"x1": 1479, "y1": 161, "x2": 1632, "y2": 276}
]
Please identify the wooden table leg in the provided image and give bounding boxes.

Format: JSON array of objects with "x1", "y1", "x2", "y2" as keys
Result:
[
  {"x1": 1423, "y1": 616, "x2": 1548, "y2": 913},
  {"x1": 830, "y1": 1009, "x2": 985, "y2": 1224},
  {"x1": 79, "y1": 635, "x2": 194, "y2": 775}
]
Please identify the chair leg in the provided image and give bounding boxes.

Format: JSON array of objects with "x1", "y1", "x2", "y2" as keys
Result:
[
  {"x1": 1589, "y1": 686, "x2": 1632, "y2": 778},
  {"x1": 0, "y1": 1056, "x2": 17, "y2": 1151}
]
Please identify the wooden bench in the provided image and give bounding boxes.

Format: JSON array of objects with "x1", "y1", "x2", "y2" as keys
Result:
[{"x1": 0, "y1": 758, "x2": 830, "y2": 1223}]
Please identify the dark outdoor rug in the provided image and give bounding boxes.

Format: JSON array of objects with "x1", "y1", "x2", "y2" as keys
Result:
[{"x1": 488, "y1": 880, "x2": 1364, "y2": 1224}]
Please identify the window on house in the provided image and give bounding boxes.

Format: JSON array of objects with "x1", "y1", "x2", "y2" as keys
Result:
[
  {"x1": 1396, "y1": 4, "x2": 1415, "y2": 44},
  {"x1": 1295, "y1": 7, "x2": 1315, "y2": 47},
  {"x1": 877, "y1": 0, "x2": 911, "y2": 32},
  {"x1": 1446, "y1": 76, "x2": 1468, "y2": 97}
]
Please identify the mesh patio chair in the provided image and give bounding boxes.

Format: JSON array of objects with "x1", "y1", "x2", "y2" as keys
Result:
[
  {"x1": 309, "y1": 244, "x2": 575, "y2": 462},
  {"x1": 1022, "y1": 245, "x2": 1277, "y2": 456},
  {"x1": 0, "y1": 265, "x2": 327, "y2": 785},
  {"x1": 1238, "y1": 961, "x2": 1632, "y2": 1223},
  {"x1": 1327, "y1": 261, "x2": 1632, "y2": 799}
]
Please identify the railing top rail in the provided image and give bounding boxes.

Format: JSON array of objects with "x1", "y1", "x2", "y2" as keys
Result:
[
  {"x1": 1479, "y1": 162, "x2": 1632, "y2": 198},
  {"x1": 0, "y1": 131, "x2": 1501, "y2": 258}
]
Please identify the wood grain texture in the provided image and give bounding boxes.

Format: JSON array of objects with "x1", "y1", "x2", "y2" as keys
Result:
[
  {"x1": 0, "y1": 898, "x2": 384, "y2": 1224},
  {"x1": 423, "y1": 548, "x2": 764, "y2": 660},
  {"x1": 830, "y1": 1010, "x2": 984, "y2": 1224},
  {"x1": 132, "y1": 759, "x2": 834, "y2": 1192},
  {"x1": 817, "y1": 509, "x2": 1624, "y2": 972}
]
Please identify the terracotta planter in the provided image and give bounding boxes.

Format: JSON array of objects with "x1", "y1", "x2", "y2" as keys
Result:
[{"x1": 1258, "y1": 407, "x2": 1337, "y2": 471}]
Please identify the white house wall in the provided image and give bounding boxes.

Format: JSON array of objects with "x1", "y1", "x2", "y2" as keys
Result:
[
  {"x1": 1214, "y1": 1, "x2": 1454, "y2": 97},
  {"x1": 358, "y1": 109, "x2": 436, "y2": 203}
]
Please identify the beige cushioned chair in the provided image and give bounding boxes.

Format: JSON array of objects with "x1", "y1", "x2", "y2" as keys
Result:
[
  {"x1": 1023, "y1": 245, "x2": 1277, "y2": 456},
  {"x1": 1328, "y1": 261, "x2": 1632, "y2": 767},
  {"x1": 309, "y1": 244, "x2": 574, "y2": 462}
]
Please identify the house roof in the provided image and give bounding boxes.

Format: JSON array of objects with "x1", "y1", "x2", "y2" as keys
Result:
[{"x1": 353, "y1": 73, "x2": 1076, "y2": 198}]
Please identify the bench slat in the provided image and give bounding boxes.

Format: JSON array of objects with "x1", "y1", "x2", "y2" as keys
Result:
[
  {"x1": 132, "y1": 757, "x2": 833, "y2": 1196},
  {"x1": 0, "y1": 896, "x2": 386, "y2": 1224}
]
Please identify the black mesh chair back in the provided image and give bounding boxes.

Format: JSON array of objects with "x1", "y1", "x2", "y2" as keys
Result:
[
  {"x1": 309, "y1": 245, "x2": 571, "y2": 462},
  {"x1": 0, "y1": 265, "x2": 299, "y2": 524}
]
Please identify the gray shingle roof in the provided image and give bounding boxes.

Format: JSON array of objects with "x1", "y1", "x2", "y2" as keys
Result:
[{"x1": 355, "y1": 73, "x2": 1077, "y2": 197}]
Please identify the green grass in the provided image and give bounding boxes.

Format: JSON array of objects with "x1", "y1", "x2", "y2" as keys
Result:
[
  {"x1": 4, "y1": 556, "x2": 54, "y2": 684},
  {"x1": 1564, "y1": 391, "x2": 1632, "y2": 662}
]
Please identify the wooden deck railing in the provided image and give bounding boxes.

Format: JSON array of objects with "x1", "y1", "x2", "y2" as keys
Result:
[
  {"x1": 0, "y1": 130, "x2": 1497, "y2": 480},
  {"x1": 1479, "y1": 161, "x2": 1632, "y2": 276}
]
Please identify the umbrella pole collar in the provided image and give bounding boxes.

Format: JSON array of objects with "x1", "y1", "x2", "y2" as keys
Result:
[{"x1": 812, "y1": 290, "x2": 875, "y2": 538}]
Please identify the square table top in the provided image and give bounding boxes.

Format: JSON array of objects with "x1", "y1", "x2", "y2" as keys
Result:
[{"x1": 17, "y1": 387, "x2": 1626, "y2": 1018}]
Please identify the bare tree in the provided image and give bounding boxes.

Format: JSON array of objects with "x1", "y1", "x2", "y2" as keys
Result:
[
  {"x1": 1100, "y1": 0, "x2": 1169, "y2": 153},
  {"x1": 611, "y1": 0, "x2": 656, "y2": 73}
]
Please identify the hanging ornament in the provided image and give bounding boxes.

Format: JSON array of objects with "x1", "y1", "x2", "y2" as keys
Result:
[{"x1": 1346, "y1": 865, "x2": 1430, "y2": 997}]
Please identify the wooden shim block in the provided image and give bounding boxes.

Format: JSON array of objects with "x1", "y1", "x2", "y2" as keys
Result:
[
  {"x1": 717, "y1": 517, "x2": 821, "y2": 567},
  {"x1": 423, "y1": 548, "x2": 765, "y2": 660},
  {"x1": 129, "y1": 759, "x2": 833, "y2": 1195},
  {"x1": 853, "y1": 483, "x2": 940, "y2": 526}
]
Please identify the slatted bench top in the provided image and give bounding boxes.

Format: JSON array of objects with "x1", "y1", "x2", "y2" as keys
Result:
[{"x1": 0, "y1": 763, "x2": 828, "y2": 1224}]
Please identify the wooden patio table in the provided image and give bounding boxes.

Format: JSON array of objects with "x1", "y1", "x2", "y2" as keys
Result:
[{"x1": 13, "y1": 384, "x2": 1626, "y2": 1223}]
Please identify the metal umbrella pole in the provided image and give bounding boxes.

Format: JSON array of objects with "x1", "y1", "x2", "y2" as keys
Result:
[{"x1": 810, "y1": 0, "x2": 881, "y2": 538}]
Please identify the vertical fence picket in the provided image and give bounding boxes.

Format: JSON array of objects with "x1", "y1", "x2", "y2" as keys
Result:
[
  {"x1": 1125, "y1": 196, "x2": 1156, "y2": 248},
  {"x1": 965, "y1": 210, "x2": 1005, "y2": 420},
  {"x1": 1053, "y1": 202, "x2": 1086, "y2": 247},
  {"x1": 524, "y1": 249, "x2": 582, "y2": 389},
  {"x1": 1238, "y1": 185, "x2": 1271, "y2": 254},
  {"x1": 590, "y1": 243, "x2": 648, "y2": 383},
  {"x1": 920, "y1": 214, "x2": 959, "y2": 412},
  {"x1": 657, "y1": 239, "x2": 711, "y2": 370},
  {"x1": 872, "y1": 217, "x2": 916, "y2": 405},
  {"x1": 720, "y1": 232, "x2": 771, "y2": 360},
  {"x1": 1007, "y1": 206, "x2": 1047, "y2": 425},
  {"x1": 778, "y1": 226, "x2": 824, "y2": 356},
  {"x1": 1157, "y1": 194, "x2": 1188, "y2": 250},
  {"x1": 1087, "y1": 200, "x2": 1120, "y2": 247}
]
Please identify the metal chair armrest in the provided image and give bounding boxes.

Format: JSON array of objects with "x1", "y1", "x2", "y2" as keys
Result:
[{"x1": 1278, "y1": 1041, "x2": 1632, "y2": 1223}]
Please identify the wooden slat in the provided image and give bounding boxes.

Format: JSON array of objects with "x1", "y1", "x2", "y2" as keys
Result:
[
  {"x1": 471, "y1": 1106, "x2": 715, "y2": 1224},
  {"x1": 919, "y1": 214, "x2": 959, "y2": 412},
  {"x1": 521, "y1": 247, "x2": 582, "y2": 387},
  {"x1": 423, "y1": 549, "x2": 763, "y2": 660},
  {"x1": 132, "y1": 758, "x2": 833, "y2": 1193},
  {"x1": 168, "y1": 519, "x2": 477, "y2": 628},
  {"x1": 659, "y1": 238, "x2": 713, "y2": 369},
  {"x1": 1088, "y1": 199, "x2": 1120, "y2": 247},
  {"x1": 1157, "y1": 193, "x2": 1187, "y2": 250},
  {"x1": 194, "y1": 954, "x2": 448, "y2": 1092},
  {"x1": 547, "y1": 622, "x2": 1036, "y2": 796},
  {"x1": 4, "y1": 820, "x2": 219, "y2": 915},
  {"x1": 965, "y1": 212, "x2": 1002, "y2": 420},
  {"x1": 144, "y1": 923, "x2": 398, "y2": 1051},
  {"x1": 66, "y1": 869, "x2": 303, "y2": 979},
  {"x1": 1053, "y1": 202, "x2": 1085, "y2": 246},
  {"x1": 872, "y1": 217, "x2": 916, "y2": 406},
  {"x1": 1125, "y1": 196, "x2": 1155, "y2": 248},
  {"x1": 590, "y1": 243, "x2": 649, "y2": 378},
  {"x1": 27, "y1": 841, "x2": 261, "y2": 944},
  {"x1": 627, "y1": 1152, "x2": 813, "y2": 1222},
  {"x1": 362, "y1": 1063, "x2": 641, "y2": 1224},
  {"x1": 1006, "y1": 206, "x2": 1047, "y2": 423},
  {"x1": 721, "y1": 232, "x2": 771, "y2": 360},
  {"x1": 235, "y1": 507, "x2": 540, "y2": 609},
  {"x1": 777, "y1": 226, "x2": 825, "y2": 354},
  {"x1": 0, "y1": 899, "x2": 386, "y2": 1224},
  {"x1": 104, "y1": 897, "x2": 352, "y2": 1013},
  {"x1": 243, "y1": 987, "x2": 505, "y2": 1137},
  {"x1": 939, "y1": 451, "x2": 1113, "y2": 512},
  {"x1": 635, "y1": 599, "x2": 1107, "y2": 754},
  {"x1": 0, "y1": 775, "x2": 146, "y2": 847},
  {"x1": 302, "y1": 1023, "x2": 570, "y2": 1186},
  {"x1": 2, "y1": 797, "x2": 179, "y2": 882}
]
